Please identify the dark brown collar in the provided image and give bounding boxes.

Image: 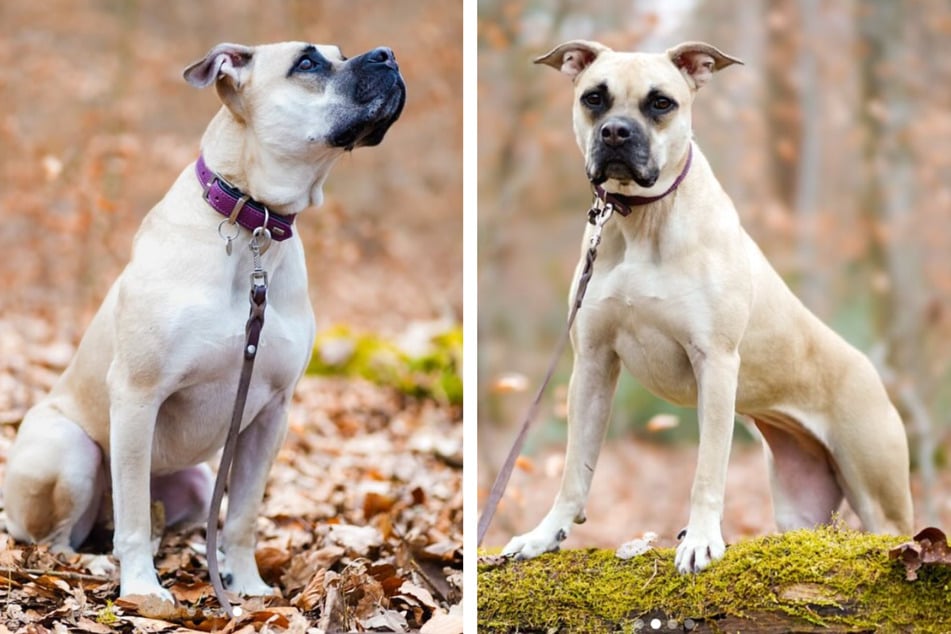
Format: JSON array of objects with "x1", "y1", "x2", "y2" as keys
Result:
[{"x1": 592, "y1": 144, "x2": 694, "y2": 216}]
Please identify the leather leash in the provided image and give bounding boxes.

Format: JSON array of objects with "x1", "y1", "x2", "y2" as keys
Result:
[
  {"x1": 206, "y1": 226, "x2": 270, "y2": 618},
  {"x1": 476, "y1": 195, "x2": 615, "y2": 547}
]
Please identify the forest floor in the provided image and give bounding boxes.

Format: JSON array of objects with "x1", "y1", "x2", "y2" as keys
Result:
[{"x1": 0, "y1": 312, "x2": 463, "y2": 634}]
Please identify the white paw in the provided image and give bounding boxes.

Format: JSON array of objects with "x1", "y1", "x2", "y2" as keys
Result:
[
  {"x1": 75, "y1": 554, "x2": 118, "y2": 578},
  {"x1": 120, "y1": 575, "x2": 174, "y2": 603},
  {"x1": 222, "y1": 548, "x2": 275, "y2": 596},
  {"x1": 674, "y1": 527, "x2": 725, "y2": 573},
  {"x1": 501, "y1": 525, "x2": 569, "y2": 560},
  {"x1": 227, "y1": 574, "x2": 275, "y2": 597}
]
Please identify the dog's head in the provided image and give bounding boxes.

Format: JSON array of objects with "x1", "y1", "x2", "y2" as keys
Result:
[
  {"x1": 535, "y1": 40, "x2": 740, "y2": 194},
  {"x1": 184, "y1": 41, "x2": 406, "y2": 157}
]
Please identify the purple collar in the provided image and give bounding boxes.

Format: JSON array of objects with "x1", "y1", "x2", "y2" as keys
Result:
[
  {"x1": 593, "y1": 145, "x2": 693, "y2": 216},
  {"x1": 196, "y1": 154, "x2": 296, "y2": 241}
]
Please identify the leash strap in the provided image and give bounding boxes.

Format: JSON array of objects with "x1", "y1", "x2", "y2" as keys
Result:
[
  {"x1": 206, "y1": 227, "x2": 270, "y2": 618},
  {"x1": 477, "y1": 199, "x2": 615, "y2": 547}
]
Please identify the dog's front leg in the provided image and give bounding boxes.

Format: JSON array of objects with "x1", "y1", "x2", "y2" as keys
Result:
[
  {"x1": 503, "y1": 341, "x2": 620, "y2": 559},
  {"x1": 109, "y1": 386, "x2": 171, "y2": 600},
  {"x1": 675, "y1": 347, "x2": 740, "y2": 573},
  {"x1": 219, "y1": 394, "x2": 289, "y2": 595}
]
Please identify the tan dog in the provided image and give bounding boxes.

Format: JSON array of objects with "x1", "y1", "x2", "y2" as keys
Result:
[
  {"x1": 502, "y1": 40, "x2": 913, "y2": 572},
  {"x1": 4, "y1": 41, "x2": 405, "y2": 599}
]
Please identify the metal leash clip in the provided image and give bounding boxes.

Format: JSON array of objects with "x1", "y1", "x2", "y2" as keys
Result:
[
  {"x1": 249, "y1": 206, "x2": 273, "y2": 258},
  {"x1": 587, "y1": 200, "x2": 614, "y2": 250}
]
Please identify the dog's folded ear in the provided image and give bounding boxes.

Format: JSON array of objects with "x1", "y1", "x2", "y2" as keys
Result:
[
  {"x1": 667, "y1": 42, "x2": 743, "y2": 91},
  {"x1": 534, "y1": 40, "x2": 612, "y2": 80},
  {"x1": 183, "y1": 43, "x2": 254, "y2": 88},
  {"x1": 183, "y1": 43, "x2": 255, "y2": 121}
]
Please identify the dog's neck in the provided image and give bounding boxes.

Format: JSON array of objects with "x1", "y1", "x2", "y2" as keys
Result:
[{"x1": 199, "y1": 108, "x2": 342, "y2": 215}]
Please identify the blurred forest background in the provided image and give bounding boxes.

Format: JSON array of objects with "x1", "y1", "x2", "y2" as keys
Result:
[
  {"x1": 0, "y1": 2, "x2": 463, "y2": 630},
  {"x1": 0, "y1": 0, "x2": 461, "y2": 335},
  {"x1": 479, "y1": 0, "x2": 951, "y2": 549}
]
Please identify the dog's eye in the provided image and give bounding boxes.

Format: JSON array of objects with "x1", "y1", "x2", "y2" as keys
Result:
[
  {"x1": 582, "y1": 92, "x2": 604, "y2": 108},
  {"x1": 293, "y1": 55, "x2": 327, "y2": 74},
  {"x1": 651, "y1": 96, "x2": 674, "y2": 112}
]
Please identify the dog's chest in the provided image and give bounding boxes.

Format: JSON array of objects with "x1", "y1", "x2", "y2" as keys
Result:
[
  {"x1": 581, "y1": 255, "x2": 705, "y2": 406},
  {"x1": 149, "y1": 298, "x2": 315, "y2": 471}
]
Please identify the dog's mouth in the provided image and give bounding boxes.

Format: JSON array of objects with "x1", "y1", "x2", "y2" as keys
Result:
[
  {"x1": 329, "y1": 48, "x2": 406, "y2": 150},
  {"x1": 588, "y1": 156, "x2": 659, "y2": 188}
]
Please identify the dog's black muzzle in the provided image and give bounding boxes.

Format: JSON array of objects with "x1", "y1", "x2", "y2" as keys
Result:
[
  {"x1": 587, "y1": 116, "x2": 658, "y2": 187},
  {"x1": 329, "y1": 46, "x2": 406, "y2": 150}
]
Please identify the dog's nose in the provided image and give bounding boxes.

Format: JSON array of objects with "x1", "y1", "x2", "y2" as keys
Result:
[
  {"x1": 366, "y1": 47, "x2": 397, "y2": 68},
  {"x1": 600, "y1": 120, "x2": 633, "y2": 147}
]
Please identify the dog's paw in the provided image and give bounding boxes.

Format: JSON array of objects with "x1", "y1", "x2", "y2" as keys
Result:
[
  {"x1": 674, "y1": 528, "x2": 725, "y2": 574},
  {"x1": 120, "y1": 576, "x2": 174, "y2": 603},
  {"x1": 501, "y1": 525, "x2": 569, "y2": 560},
  {"x1": 227, "y1": 574, "x2": 275, "y2": 597},
  {"x1": 75, "y1": 553, "x2": 118, "y2": 578}
]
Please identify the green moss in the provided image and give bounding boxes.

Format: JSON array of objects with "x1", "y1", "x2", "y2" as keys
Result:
[
  {"x1": 96, "y1": 600, "x2": 119, "y2": 625},
  {"x1": 306, "y1": 324, "x2": 462, "y2": 405},
  {"x1": 478, "y1": 526, "x2": 951, "y2": 633}
]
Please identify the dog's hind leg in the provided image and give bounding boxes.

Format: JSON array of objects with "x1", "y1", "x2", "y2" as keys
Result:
[
  {"x1": 151, "y1": 464, "x2": 212, "y2": 527},
  {"x1": 826, "y1": 401, "x2": 913, "y2": 535},
  {"x1": 4, "y1": 405, "x2": 106, "y2": 552},
  {"x1": 754, "y1": 417, "x2": 844, "y2": 531}
]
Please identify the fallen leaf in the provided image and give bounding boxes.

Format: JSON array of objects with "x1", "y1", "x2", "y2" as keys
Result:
[
  {"x1": 616, "y1": 531, "x2": 658, "y2": 560},
  {"x1": 420, "y1": 605, "x2": 464, "y2": 634},
  {"x1": 361, "y1": 608, "x2": 409, "y2": 632},
  {"x1": 364, "y1": 491, "x2": 397, "y2": 519},
  {"x1": 327, "y1": 524, "x2": 384, "y2": 556},
  {"x1": 168, "y1": 581, "x2": 212, "y2": 604},
  {"x1": 888, "y1": 526, "x2": 951, "y2": 581},
  {"x1": 397, "y1": 580, "x2": 438, "y2": 610},
  {"x1": 255, "y1": 546, "x2": 291, "y2": 585}
]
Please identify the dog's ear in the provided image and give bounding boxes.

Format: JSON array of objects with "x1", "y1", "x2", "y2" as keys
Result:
[
  {"x1": 667, "y1": 42, "x2": 742, "y2": 91},
  {"x1": 534, "y1": 40, "x2": 611, "y2": 80},
  {"x1": 183, "y1": 43, "x2": 255, "y2": 120}
]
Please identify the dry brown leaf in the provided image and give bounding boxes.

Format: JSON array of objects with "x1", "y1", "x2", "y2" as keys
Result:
[
  {"x1": 888, "y1": 526, "x2": 951, "y2": 581},
  {"x1": 419, "y1": 605, "x2": 464, "y2": 634},
  {"x1": 168, "y1": 581, "x2": 212, "y2": 604},
  {"x1": 248, "y1": 608, "x2": 291, "y2": 629},
  {"x1": 254, "y1": 546, "x2": 292, "y2": 585},
  {"x1": 73, "y1": 617, "x2": 115, "y2": 634},
  {"x1": 361, "y1": 608, "x2": 410, "y2": 632},
  {"x1": 368, "y1": 562, "x2": 404, "y2": 598},
  {"x1": 364, "y1": 491, "x2": 397, "y2": 518},
  {"x1": 397, "y1": 580, "x2": 438, "y2": 610},
  {"x1": 114, "y1": 594, "x2": 182, "y2": 620},
  {"x1": 291, "y1": 567, "x2": 327, "y2": 611},
  {"x1": 327, "y1": 524, "x2": 384, "y2": 556}
]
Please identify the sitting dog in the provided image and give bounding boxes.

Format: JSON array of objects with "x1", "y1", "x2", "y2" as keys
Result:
[
  {"x1": 502, "y1": 40, "x2": 913, "y2": 573},
  {"x1": 4, "y1": 41, "x2": 405, "y2": 599}
]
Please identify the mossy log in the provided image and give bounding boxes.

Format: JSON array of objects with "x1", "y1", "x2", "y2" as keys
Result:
[{"x1": 478, "y1": 527, "x2": 951, "y2": 633}]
